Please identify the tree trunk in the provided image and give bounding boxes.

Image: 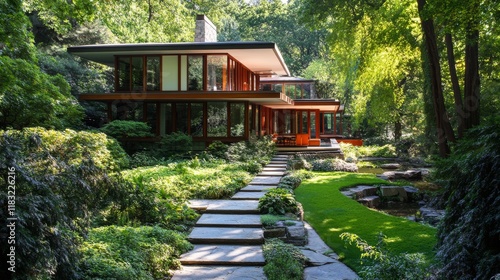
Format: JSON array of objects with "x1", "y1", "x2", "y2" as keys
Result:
[
  {"x1": 417, "y1": 0, "x2": 455, "y2": 157},
  {"x1": 445, "y1": 33, "x2": 465, "y2": 139},
  {"x1": 464, "y1": 26, "x2": 480, "y2": 129}
]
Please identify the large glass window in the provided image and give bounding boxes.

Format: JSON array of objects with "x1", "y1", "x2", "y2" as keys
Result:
[
  {"x1": 188, "y1": 55, "x2": 203, "y2": 91},
  {"x1": 207, "y1": 55, "x2": 227, "y2": 91},
  {"x1": 131, "y1": 57, "x2": 144, "y2": 91},
  {"x1": 147, "y1": 57, "x2": 160, "y2": 91},
  {"x1": 176, "y1": 103, "x2": 188, "y2": 133},
  {"x1": 118, "y1": 57, "x2": 131, "y2": 91},
  {"x1": 162, "y1": 56, "x2": 178, "y2": 91},
  {"x1": 230, "y1": 103, "x2": 245, "y2": 136},
  {"x1": 190, "y1": 103, "x2": 204, "y2": 137},
  {"x1": 208, "y1": 102, "x2": 227, "y2": 137}
]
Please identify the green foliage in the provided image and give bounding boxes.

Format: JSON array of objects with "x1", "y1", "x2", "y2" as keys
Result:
[
  {"x1": 309, "y1": 158, "x2": 359, "y2": 172},
  {"x1": 340, "y1": 143, "x2": 397, "y2": 160},
  {"x1": 340, "y1": 232, "x2": 431, "y2": 279},
  {"x1": 263, "y1": 238, "x2": 306, "y2": 280},
  {"x1": 0, "y1": 128, "x2": 126, "y2": 279},
  {"x1": 205, "y1": 140, "x2": 229, "y2": 159},
  {"x1": 236, "y1": 160, "x2": 263, "y2": 175},
  {"x1": 100, "y1": 120, "x2": 154, "y2": 139},
  {"x1": 0, "y1": 0, "x2": 36, "y2": 61},
  {"x1": 259, "y1": 188, "x2": 301, "y2": 216},
  {"x1": 0, "y1": 56, "x2": 84, "y2": 129},
  {"x1": 434, "y1": 124, "x2": 500, "y2": 279},
  {"x1": 295, "y1": 172, "x2": 436, "y2": 272},
  {"x1": 79, "y1": 226, "x2": 192, "y2": 280},
  {"x1": 261, "y1": 214, "x2": 296, "y2": 228},
  {"x1": 225, "y1": 135, "x2": 276, "y2": 164}
]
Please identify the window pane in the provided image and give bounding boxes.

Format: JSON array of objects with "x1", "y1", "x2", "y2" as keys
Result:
[
  {"x1": 147, "y1": 57, "x2": 160, "y2": 91},
  {"x1": 188, "y1": 55, "x2": 203, "y2": 91},
  {"x1": 208, "y1": 102, "x2": 227, "y2": 137},
  {"x1": 162, "y1": 103, "x2": 172, "y2": 135},
  {"x1": 310, "y1": 111, "x2": 316, "y2": 138},
  {"x1": 146, "y1": 103, "x2": 157, "y2": 134},
  {"x1": 190, "y1": 103, "x2": 204, "y2": 137},
  {"x1": 162, "y1": 56, "x2": 179, "y2": 91},
  {"x1": 302, "y1": 111, "x2": 308, "y2": 134},
  {"x1": 132, "y1": 57, "x2": 143, "y2": 91},
  {"x1": 118, "y1": 57, "x2": 130, "y2": 91},
  {"x1": 207, "y1": 55, "x2": 227, "y2": 91},
  {"x1": 230, "y1": 103, "x2": 244, "y2": 137},
  {"x1": 176, "y1": 103, "x2": 188, "y2": 134}
]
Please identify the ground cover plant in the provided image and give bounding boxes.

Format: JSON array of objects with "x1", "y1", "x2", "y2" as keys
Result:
[
  {"x1": 263, "y1": 238, "x2": 307, "y2": 280},
  {"x1": 294, "y1": 172, "x2": 437, "y2": 273}
]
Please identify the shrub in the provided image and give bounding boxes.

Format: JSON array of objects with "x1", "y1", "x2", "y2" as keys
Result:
[
  {"x1": 340, "y1": 143, "x2": 397, "y2": 161},
  {"x1": 0, "y1": 128, "x2": 126, "y2": 279},
  {"x1": 310, "y1": 158, "x2": 358, "y2": 172},
  {"x1": 259, "y1": 188, "x2": 301, "y2": 216},
  {"x1": 79, "y1": 226, "x2": 192, "y2": 280},
  {"x1": 434, "y1": 124, "x2": 500, "y2": 279},
  {"x1": 263, "y1": 239, "x2": 306, "y2": 280},
  {"x1": 226, "y1": 135, "x2": 275, "y2": 164},
  {"x1": 100, "y1": 120, "x2": 154, "y2": 139},
  {"x1": 237, "y1": 160, "x2": 263, "y2": 174},
  {"x1": 278, "y1": 175, "x2": 302, "y2": 191},
  {"x1": 205, "y1": 140, "x2": 228, "y2": 159},
  {"x1": 340, "y1": 232, "x2": 431, "y2": 280}
]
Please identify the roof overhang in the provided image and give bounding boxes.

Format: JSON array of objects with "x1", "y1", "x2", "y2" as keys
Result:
[{"x1": 68, "y1": 41, "x2": 290, "y2": 76}]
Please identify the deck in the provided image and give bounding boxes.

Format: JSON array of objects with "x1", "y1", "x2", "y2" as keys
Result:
[{"x1": 276, "y1": 138, "x2": 343, "y2": 157}]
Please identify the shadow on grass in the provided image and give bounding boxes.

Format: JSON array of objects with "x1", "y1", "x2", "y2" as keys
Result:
[{"x1": 295, "y1": 171, "x2": 437, "y2": 272}]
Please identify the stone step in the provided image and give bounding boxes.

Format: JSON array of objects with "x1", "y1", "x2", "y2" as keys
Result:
[
  {"x1": 259, "y1": 171, "x2": 286, "y2": 176},
  {"x1": 231, "y1": 192, "x2": 267, "y2": 200},
  {"x1": 180, "y1": 245, "x2": 265, "y2": 266},
  {"x1": 172, "y1": 265, "x2": 266, "y2": 280},
  {"x1": 188, "y1": 227, "x2": 264, "y2": 245},
  {"x1": 205, "y1": 200, "x2": 259, "y2": 214},
  {"x1": 240, "y1": 185, "x2": 277, "y2": 192},
  {"x1": 262, "y1": 167, "x2": 287, "y2": 171},
  {"x1": 269, "y1": 160, "x2": 288, "y2": 165},
  {"x1": 249, "y1": 176, "x2": 281, "y2": 185},
  {"x1": 196, "y1": 214, "x2": 262, "y2": 228}
]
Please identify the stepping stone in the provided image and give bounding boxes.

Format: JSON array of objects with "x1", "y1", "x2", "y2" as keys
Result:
[
  {"x1": 262, "y1": 167, "x2": 287, "y2": 171},
  {"x1": 249, "y1": 176, "x2": 281, "y2": 185},
  {"x1": 231, "y1": 192, "x2": 267, "y2": 200},
  {"x1": 188, "y1": 227, "x2": 264, "y2": 245},
  {"x1": 172, "y1": 265, "x2": 266, "y2": 280},
  {"x1": 196, "y1": 214, "x2": 262, "y2": 228},
  {"x1": 240, "y1": 185, "x2": 277, "y2": 192},
  {"x1": 259, "y1": 171, "x2": 286, "y2": 176},
  {"x1": 180, "y1": 245, "x2": 265, "y2": 265},
  {"x1": 205, "y1": 200, "x2": 259, "y2": 214},
  {"x1": 187, "y1": 199, "x2": 225, "y2": 211},
  {"x1": 266, "y1": 163, "x2": 287, "y2": 168}
]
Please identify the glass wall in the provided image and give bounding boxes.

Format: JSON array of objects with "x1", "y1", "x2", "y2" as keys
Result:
[
  {"x1": 176, "y1": 103, "x2": 189, "y2": 133},
  {"x1": 131, "y1": 57, "x2": 144, "y2": 91},
  {"x1": 190, "y1": 103, "x2": 204, "y2": 137},
  {"x1": 207, "y1": 55, "x2": 227, "y2": 91},
  {"x1": 147, "y1": 57, "x2": 160, "y2": 91},
  {"x1": 230, "y1": 103, "x2": 245, "y2": 136},
  {"x1": 208, "y1": 102, "x2": 227, "y2": 137},
  {"x1": 162, "y1": 56, "x2": 178, "y2": 91},
  {"x1": 188, "y1": 55, "x2": 203, "y2": 91}
]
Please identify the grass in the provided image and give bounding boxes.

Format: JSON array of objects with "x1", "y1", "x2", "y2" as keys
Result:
[{"x1": 294, "y1": 171, "x2": 437, "y2": 272}]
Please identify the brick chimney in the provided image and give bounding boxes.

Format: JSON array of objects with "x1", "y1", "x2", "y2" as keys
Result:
[{"x1": 194, "y1": 15, "x2": 217, "y2": 42}]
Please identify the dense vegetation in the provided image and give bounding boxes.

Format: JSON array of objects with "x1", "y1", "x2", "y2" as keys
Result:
[{"x1": 1, "y1": 0, "x2": 499, "y2": 278}]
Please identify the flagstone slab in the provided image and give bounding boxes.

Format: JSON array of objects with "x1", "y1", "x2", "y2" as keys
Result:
[
  {"x1": 262, "y1": 167, "x2": 287, "y2": 171},
  {"x1": 266, "y1": 163, "x2": 288, "y2": 168},
  {"x1": 249, "y1": 176, "x2": 281, "y2": 185},
  {"x1": 205, "y1": 200, "x2": 259, "y2": 214},
  {"x1": 196, "y1": 214, "x2": 262, "y2": 228},
  {"x1": 180, "y1": 245, "x2": 265, "y2": 265},
  {"x1": 259, "y1": 171, "x2": 286, "y2": 176},
  {"x1": 172, "y1": 265, "x2": 266, "y2": 280},
  {"x1": 240, "y1": 185, "x2": 277, "y2": 192},
  {"x1": 188, "y1": 227, "x2": 264, "y2": 245},
  {"x1": 187, "y1": 199, "x2": 225, "y2": 211},
  {"x1": 231, "y1": 192, "x2": 267, "y2": 200}
]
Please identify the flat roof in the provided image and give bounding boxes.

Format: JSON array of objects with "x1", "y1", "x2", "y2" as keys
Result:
[{"x1": 68, "y1": 41, "x2": 290, "y2": 76}]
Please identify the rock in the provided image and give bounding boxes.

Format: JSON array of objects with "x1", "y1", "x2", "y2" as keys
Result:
[
  {"x1": 380, "y1": 163, "x2": 401, "y2": 169},
  {"x1": 304, "y1": 262, "x2": 358, "y2": 280},
  {"x1": 300, "y1": 249, "x2": 336, "y2": 266},
  {"x1": 379, "y1": 170, "x2": 422, "y2": 181},
  {"x1": 404, "y1": 186, "x2": 420, "y2": 201},
  {"x1": 404, "y1": 170, "x2": 422, "y2": 180},
  {"x1": 419, "y1": 207, "x2": 445, "y2": 226},
  {"x1": 264, "y1": 227, "x2": 286, "y2": 238},
  {"x1": 380, "y1": 186, "x2": 400, "y2": 196},
  {"x1": 286, "y1": 222, "x2": 308, "y2": 246},
  {"x1": 357, "y1": 196, "x2": 380, "y2": 208}
]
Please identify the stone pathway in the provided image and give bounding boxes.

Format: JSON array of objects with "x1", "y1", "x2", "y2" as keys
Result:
[{"x1": 172, "y1": 154, "x2": 357, "y2": 279}]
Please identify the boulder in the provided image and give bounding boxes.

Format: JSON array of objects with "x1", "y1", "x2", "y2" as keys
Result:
[
  {"x1": 380, "y1": 163, "x2": 401, "y2": 169},
  {"x1": 357, "y1": 196, "x2": 380, "y2": 208}
]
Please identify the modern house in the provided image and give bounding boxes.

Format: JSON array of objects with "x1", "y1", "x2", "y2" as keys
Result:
[{"x1": 68, "y1": 15, "x2": 344, "y2": 147}]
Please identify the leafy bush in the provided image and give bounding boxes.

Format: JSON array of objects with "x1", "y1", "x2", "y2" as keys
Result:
[
  {"x1": 100, "y1": 120, "x2": 154, "y2": 139},
  {"x1": 226, "y1": 135, "x2": 275, "y2": 164},
  {"x1": 263, "y1": 238, "x2": 307, "y2": 280},
  {"x1": 310, "y1": 158, "x2": 358, "y2": 172},
  {"x1": 129, "y1": 151, "x2": 167, "y2": 168},
  {"x1": 80, "y1": 226, "x2": 192, "y2": 280},
  {"x1": 259, "y1": 188, "x2": 301, "y2": 216},
  {"x1": 0, "y1": 128, "x2": 126, "y2": 279},
  {"x1": 205, "y1": 140, "x2": 229, "y2": 159},
  {"x1": 434, "y1": 124, "x2": 500, "y2": 279},
  {"x1": 340, "y1": 143, "x2": 397, "y2": 161},
  {"x1": 278, "y1": 175, "x2": 302, "y2": 191},
  {"x1": 340, "y1": 232, "x2": 431, "y2": 280}
]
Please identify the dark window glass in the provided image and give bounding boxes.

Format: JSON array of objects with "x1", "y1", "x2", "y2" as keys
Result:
[
  {"x1": 230, "y1": 103, "x2": 245, "y2": 137},
  {"x1": 176, "y1": 103, "x2": 188, "y2": 133},
  {"x1": 147, "y1": 57, "x2": 160, "y2": 91},
  {"x1": 190, "y1": 103, "x2": 204, "y2": 137},
  {"x1": 188, "y1": 55, "x2": 203, "y2": 91},
  {"x1": 208, "y1": 102, "x2": 227, "y2": 137}
]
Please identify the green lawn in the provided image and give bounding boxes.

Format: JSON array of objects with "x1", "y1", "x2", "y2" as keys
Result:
[{"x1": 295, "y1": 172, "x2": 437, "y2": 272}]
